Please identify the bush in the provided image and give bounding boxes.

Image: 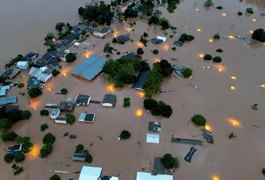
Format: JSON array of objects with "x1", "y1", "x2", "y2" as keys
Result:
[
  {"x1": 171, "y1": 47, "x2": 176, "y2": 51},
  {"x1": 191, "y1": 114, "x2": 207, "y2": 126},
  {"x1": 50, "y1": 174, "x2": 61, "y2": 180},
  {"x1": 152, "y1": 49, "x2": 159, "y2": 54},
  {"x1": 213, "y1": 33, "x2": 220, "y2": 40},
  {"x1": 14, "y1": 152, "x2": 25, "y2": 162},
  {"x1": 228, "y1": 132, "x2": 237, "y2": 139},
  {"x1": 120, "y1": 130, "x2": 131, "y2": 140},
  {"x1": 237, "y1": 11, "x2": 243, "y2": 16},
  {"x1": 216, "y1": 48, "x2": 223, "y2": 53},
  {"x1": 15, "y1": 136, "x2": 33, "y2": 153},
  {"x1": 76, "y1": 144, "x2": 84, "y2": 150},
  {"x1": 66, "y1": 113, "x2": 76, "y2": 124},
  {"x1": 137, "y1": 48, "x2": 144, "y2": 55},
  {"x1": 161, "y1": 105, "x2": 173, "y2": 118},
  {"x1": 246, "y1": 8, "x2": 254, "y2": 14},
  {"x1": 52, "y1": 69, "x2": 60, "y2": 77},
  {"x1": 204, "y1": 54, "x2": 212, "y2": 61},
  {"x1": 204, "y1": 0, "x2": 213, "y2": 7},
  {"x1": 159, "y1": 18, "x2": 170, "y2": 30},
  {"x1": 28, "y1": 88, "x2": 42, "y2": 98},
  {"x1": 179, "y1": 33, "x2": 195, "y2": 42},
  {"x1": 1, "y1": 132, "x2": 18, "y2": 141},
  {"x1": 43, "y1": 133, "x2": 56, "y2": 145},
  {"x1": 40, "y1": 124, "x2": 49, "y2": 132},
  {"x1": 20, "y1": 110, "x2": 31, "y2": 120},
  {"x1": 17, "y1": 83, "x2": 24, "y2": 88},
  {"x1": 40, "y1": 109, "x2": 49, "y2": 116},
  {"x1": 251, "y1": 104, "x2": 258, "y2": 110},
  {"x1": 182, "y1": 68, "x2": 192, "y2": 78},
  {"x1": 0, "y1": 118, "x2": 12, "y2": 130},
  {"x1": 252, "y1": 28, "x2": 265, "y2": 42},
  {"x1": 216, "y1": 6, "x2": 223, "y2": 10},
  {"x1": 143, "y1": 32, "x2": 148, "y2": 37},
  {"x1": 154, "y1": 59, "x2": 173, "y2": 77},
  {"x1": 212, "y1": 56, "x2": 222, "y2": 63},
  {"x1": 162, "y1": 153, "x2": 179, "y2": 169},
  {"x1": 112, "y1": 38, "x2": 118, "y2": 43},
  {"x1": 85, "y1": 153, "x2": 93, "y2": 163},
  {"x1": 4, "y1": 153, "x2": 13, "y2": 163},
  {"x1": 262, "y1": 169, "x2": 265, "y2": 175},
  {"x1": 12, "y1": 164, "x2": 24, "y2": 175},
  {"x1": 123, "y1": 97, "x2": 130, "y2": 108},
  {"x1": 60, "y1": 88, "x2": 68, "y2": 95},
  {"x1": 40, "y1": 144, "x2": 53, "y2": 158},
  {"x1": 65, "y1": 53, "x2": 76, "y2": 63}
]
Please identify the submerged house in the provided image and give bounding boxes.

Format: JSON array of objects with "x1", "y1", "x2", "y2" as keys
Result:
[
  {"x1": 148, "y1": 122, "x2": 161, "y2": 133},
  {"x1": 50, "y1": 109, "x2": 60, "y2": 119},
  {"x1": 151, "y1": 36, "x2": 167, "y2": 44},
  {"x1": 92, "y1": 28, "x2": 111, "y2": 38},
  {"x1": 2, "y1": 68, "x2": 20, "y2": 79},
  {"x1": 172, "y1": 64, "x2": 188, "y2": 77},
  {"x1": 72, "y1": 149, "x2": 88, "y2": 161},
  {"x1": 16, "y1": 61, "x2": 29, "y2": 70},
  {"x1": 55, "y1": 116, "x2": 67, "y2": 124},
  {"x1": 117, "y1": 34, "x2": 130, "y2": 44},
  {"x1": 79, "y1": 166, "x2": 119, "y2": 180},
  {"x1": 75, "y1": 94, "x2": 91, "y2": 106},
  {"x1": 132, "y1": 70, "x2": 151, "y2": 91},
  {"x1": 72, "y1": 55, "x2": 106, "y2": 81},
  {"x1": 7, "y1": 144, "x2": 23, "y2": 155},
  {"x1": 28, "y1": 67, "x2": 52, "y2": 89},
  {"x1": 79, "y1": 112, "x2": 96, "y2": 123},
  {"x1": 58, "y1": 102, "x2": 74, "y2": 112},
  {"x1": 136, "y1": 172, "x2": 173, "y2": 180},
  {"x1": 102, "y1": 94, "x2": 117, "y2": 107},
  {"x1": 0, "y1": 96, "x2": 17, "y2": 106}
]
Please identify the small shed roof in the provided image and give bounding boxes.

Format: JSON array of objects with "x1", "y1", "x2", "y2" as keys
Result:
[
  {"x1": 58, "y1": 102, "x2": 74, "y2": 112},
  {"x1": 146, "y1": 134, "x2": 160, "y2": 144},
  {"x1": 102, "y1": 94, "x2": 117, "y2": 106},
  {"x1": 79, "y1": 113, "x2": 95, "y2": 122},
  {"x1": 72, "y1": 55, "x2": 106, "y2": 81},
  {"x1": 136, "y1": 172, "x2": 173, "y2": 180},
  {"x1": 156, "y1": 36, "x2": 167, "y2": 42},
  {"x1": 148, "y1": 122, "x2": 161, "y2": 133},
  {"x1": 75, "y1": 94, "x2": 91, "y2": 106},
  {"x1": 79, "y1": 166, "x2": 102, "y2": 180}
]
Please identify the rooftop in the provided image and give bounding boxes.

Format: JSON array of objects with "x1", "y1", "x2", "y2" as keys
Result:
[
  {"x1": 136, "y1": 172, "x2": 173, "y2": 180},
  {"x1": 102, "y1": 94, "x2": 117, "y2": 107},
  {"x1": 75, "y1": 94, "x2": 91, "y2": 106},
  {"x1": 58, "y1": 102, "x2": 74, "y2": 112},
  {"x1": 79, "y1": 112, "x2": 96, "y2": 122},
  {"x1": 148, "y1": 122, "x2": 161, "y2": 133},
  {"x1": 79, "y1": 166, "x2": 102, "y2": 180},
  {"x1": 0, "y1": 96, "x2": 17, "y2": 106},
  {"x1": 72, "y1": 55, "x2": 106, "y2": 81},
  {"x1": 132, "y1": 70, "x2": 151, "y2": 90}
]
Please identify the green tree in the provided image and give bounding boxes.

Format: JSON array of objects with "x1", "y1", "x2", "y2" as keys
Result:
[
  {"x1": 28, "y1": 88, "x2": 42, "y2": 98},
  {"x1": 159, "y1": 18, "x2": 170, "y2": 30},
  {"x1": 1, "y1": 131, "x2": 18, "y2": 141},
  {"x1": 148, "y1": 15, "x2": 160, "y2": 25},
  {"x1": 43, "y1": 133, "x2": 56, "y2": 145},
  {"x1": 204, "y1": 54, "x2": 212, "y2": 61},
  {"x1": 162, "y1": 153, "x2": 179, "y2": 169},
  {"x1": 60, "y1": 88, "x2": 68, "y2": 95},
  {"x1": 18, "y1": 83, "x2": 24, "y2": 88},
  {"x1": 120, "y1": 130, "x2": 131, "y2": 140},
  {"x1": 213, "y1": 56, "x2": 222, "y2": 63},
  {"x1": 15, "y1": 152, "x2": 25, "y2": 162},
  {"x1": 50, "y1": 174, "x2": 61, "y2": 180},
  {"x1": 85, "y1": 153, "x2": 93, "y2": 163},
  {"x1": 123, "y1": 97, "x2": 131, "y2": 107},
  {"x1": 143, "y1": 98, "x2": 157, "y2": 110},
  {"x1": 252, "y1": 28, "x2": 265, "y2": 42},
  {"x1": 40, "y1": 144, "x2": 53, "y2": 158},
  {"x1": 191, "y1": 114, "x2": 207, "y2": 126},
  {"x1": 182, "y1": 68, "x2": 192, "y2": 78},
  {"x1": 137, "y1": 48, "x2": 144, "y2": 55},
  {"x1": 4, "y1": 153, "x2": 13, "y2": 163},
  {"x1": 161, "y1": 104, "x2": 173, "y2": 118},
  {"x1": 0, "y1": 118, "x2": 12, "y2": 130},
  {"x1": 76, "y1": 144, "x2": 84, "y2": 150},
  {"x1": 213, "y1": 33, "x2": 220, "y2": 40},
  {"x1": 55, "y1": 22, "x2": 65, "y2": 32},
  {"x1": 52, "y1": 69, "x2": 60, "y2": 77},
  {"x1": 124, "y1": 7, "x2": 138, "y2": 18},
  {"x1": 40, "y1": 124, "x2": 49, "y2": 132},
  {"x1": 204, "y1": 0, "x2": 213, "y2": 7},
  {"x1": 66, "y1": 113, "x2": 76, "y2": 124},
  {"x1": 20, "y1": 110, "x2": 32, "y2": 120},
  {"x1": 152, "y1": 49, "x2": 159, "y2": 54},
  {"x1": 40, "y1": 110, "x2": 49, "y2": 116},
  {"x1": 65, "y1": 53, "x2": 76, "y2": 62}
]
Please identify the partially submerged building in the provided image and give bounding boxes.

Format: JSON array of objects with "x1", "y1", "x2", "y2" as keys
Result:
[
  {"x1": 16, "y1": 61, "x2": 29, "y2": 70},
  {"x1": 92, "y1": 28, "x2": 111, "y2": 38},
  {"x1": 58, "y1": 102, "x2": 74, "y2": 112},
  {"x1": 71, "y1": 55, "x2": 106, "y2": 81},
  {"x1": 117, "y1": 35, "x2": 130, "y2": 44},
  {"x1": 79, "y1": 112, "x2": 96, "y2": 123},
  {"x1": 148, "y1": 122, "x2": 161, "y2": 133},
  {"x1": 0, "y1": 96, "x2": 17, "y2": 106},
  {"x1": 79, "y1": 166, "x2": 119, "y2": 180},
  {"x1": 55, "y1": 116, "x2": 67, "y2": 124},
  {"x1": 146, "y1": 134, "x2": 160, "y2": 144},
  {"x1": 2, "y1": 68, "x2": 20, "y2": 79},
  {"x1": 72, "y1": 149, "x2": 88, "y2": 161},
  {"x1": 50, "y1": 109, "x2": 60, "y2": 119},
  {"x1": 7, "y1": 144, "x2": 23, "y2": 155},
  {"x1": 136, "y1": 172, "x2": 173, "y2": 180},
  {"x1": 132, "y1": 70, "x2": 151, "y2": 91},
  {"x1": 75, "y1": 94, "x2": 91, "y2": 106},
  {"x1": 102, "y1": 94, "x2": 117, "y2": 107}
]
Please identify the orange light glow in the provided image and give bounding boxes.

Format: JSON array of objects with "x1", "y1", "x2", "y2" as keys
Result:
[
  {"x1": 84, "y1": 51, "x2": 93, "y2": 58},
  {"x1": 137, "y1": 91, "x2": 145, "y2": 98},
  {"x1": 153, "y1": 57, "x2": 161, "y2": 63},
  {"x1": 259, "y1": 84, "x2": 265, "y2": 88},
  {"x1": 221, "y1": 12, "x2": 227, "y2": 17},
  {"x1": 136, "y1": 42, "x2": 144, "y2": 48},
  {"x1": 63, "y1": 72, "x2": 67, "y2": 77},
  {"x1": 212, "y1": 175, "x2": 220, "y2": 180},
  {"x1": 249, "y1": 30, "x2": 253, "y2": 34},
  {"x1": 113, "y1": 30, "x2": 120, "y2": 38},
  {"x1": 48, "y1": 88, "x2": 51, "y2": 92},
  {"x1": 29, "y1": 98, "x2": 40, "y2": 110},
  {"x1": 252, "y1": 18, "x2": 257, "y2": 22},
  {"x1": 196, "y1": 28, "x2": 202, "y2": 32},
  {"x1": 205, "y1": 124, "x2": 212, "y2": 132},
  {"x1": 228, "y1": 118, "x2": 241, "y2": 127},
  {"x1": 28, "y1": 144, "x2": 40, "y2": 160},
  {"x1": 126, "y1": 27, "x2": 132, "y2": 32},
  {"x1": 230, "y1": 76, "x2": 237, "y2": 80},
  {"x1": 106, "y1": 84, "x2": 116, "y2": 93},
  {"x1": 227, "y1": 35, "x2": 235, "y2": 39},
  {"x1": 208, "y1": 39, "x2": 213, "y2": 43},
  {"x1": 198, "y1": 53, "x2": 204, "y2": 59},
  {"x1": 214, "y1": 64, "x2": 227, "y2": 73},
  {"x1": 230, "y1": 86, "x2": 236, "y2": 91},
  {"x1": 135, "y1": 109, "x2": 143, "y2": 117},
  {"x1": 163, "y1": 44, "x2": 170, "y2": 52}
]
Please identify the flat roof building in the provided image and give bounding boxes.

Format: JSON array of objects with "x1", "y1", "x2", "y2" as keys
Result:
[
  {"x1": 75, "y1": 94, "x2": 91, "y2": 106},
  {"x1": 136, "y1": 172, "x2": 173, "y2": 180},
  {"x1": 102, "y1": 94, "x2": 117, "y2": 107},
  {"x1": 58, "y1": 102, "x2": 74, "y2": 112},
  {"x1": 79, "y1": 112, "x2": 96, "y2": 123},
  {"x1": 132, "y1": 70, "x2": 151, "y2": 91}
]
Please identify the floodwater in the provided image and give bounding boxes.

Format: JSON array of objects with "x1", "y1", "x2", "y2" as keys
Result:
[{"x1": 0, "y1": 0, "x2": 265, "y2": 180}]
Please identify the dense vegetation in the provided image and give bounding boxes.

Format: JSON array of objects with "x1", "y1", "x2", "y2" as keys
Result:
[
  {"x1": 5, "y1": 54, "x2": 23, "y2": 68},
  {"x1": 28, "y1": 87, "x2": 42, "y2": 98},
  {"x1": 182, "y1": 68, "x2": 193, "y2": 78},
  {"x1": 65, "y1": 53, "x2": 76, "y2": 63},
  {"x1": 178, "y1": 33, "x2": 195, "y2": 43},
  {"x1": 66, "y1": 113, "x2": 76, "y2": 124},
  {"x1": 50, "y1": 174, "x2": 61, "y2": 180},
  {"x1": 120, "y1": 130, "x2": 131, "y2": 140},
  {"x1": 103, "y1": 57, "x2": 150, "y2": 87},
  {"x1": 78, "y1": 1, "x2": 114, "y2": 25},
  {"x1": 143, "y1": 98, "x2": 173, "y2": 118},
  {"x1": 148, "y1": 16, "x2": 170, "y2": 30},
  {"x1": 123, "y1": 97, "x2": 131, "y2": 107}
]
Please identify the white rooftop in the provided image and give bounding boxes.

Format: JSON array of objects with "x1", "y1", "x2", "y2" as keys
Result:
[
  {"x1": 146, "y1": 134, "x2": 160, "y2": 144},
  {"x1": 136, "y1": 172, "x2": 173, "y2": 180},
  {"x1": 79, "y1": 166, "x2": 102, "y2": 180}
]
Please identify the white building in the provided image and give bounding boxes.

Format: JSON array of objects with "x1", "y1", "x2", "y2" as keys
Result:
[
  {"x1": 50, "y1": 109, "x2": 60, "y2": 119},
  {"x1": 55, "y1": 116, "x2": 67, "y2": 124},
  {"x1": 16, "y1": 61, "x2": 29, "y2": 69},
  {"x1": 79, "y1": 166, "x2": 102, "y2": 180},
  {"x1": 136, "y1": 172, "x2": 173, "y2": 180},
  {"x1": 156, "y1": 36, "x2": 167, "y2": 42}
]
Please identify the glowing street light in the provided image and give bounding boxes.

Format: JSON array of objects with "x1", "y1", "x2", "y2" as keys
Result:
[
  {"x1": 196, "y1": 28, "x2": 202, "y2": 32},
  {"x1": 228, "y1": 118, "x2": 241, "y2": 127},
  {"x1": 252, "y1": 18, "x2": 257, "y2": 22},
  {"x1": 208, "y1": 39, "x2": 213, "y2": 43},
  {"x1": 221, "y1": 12, "x2": 227, "y2": 17},
  {"x1": 230, "y1": 76, "x2": 237, "y2": 80},
  {"x1": 198, "y1": 53, "x2": 204, "y2": 59},
  {"x1": 135, "y1": 109, "x2": 143, "y2": 117},
  {"x1": 230, "y1": 86, "x2": 236, "y2": 91},
  {"x1": 106, "y1": 84, "x2": 116, "y2": 93},
  {"x1": 205, "y1": 123, "x2": 212, "y2": 132}
]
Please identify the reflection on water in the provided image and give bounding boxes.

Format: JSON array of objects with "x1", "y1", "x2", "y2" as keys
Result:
[{"x1": 244, "y1": 0, "x2": 265, "y2": 8}]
